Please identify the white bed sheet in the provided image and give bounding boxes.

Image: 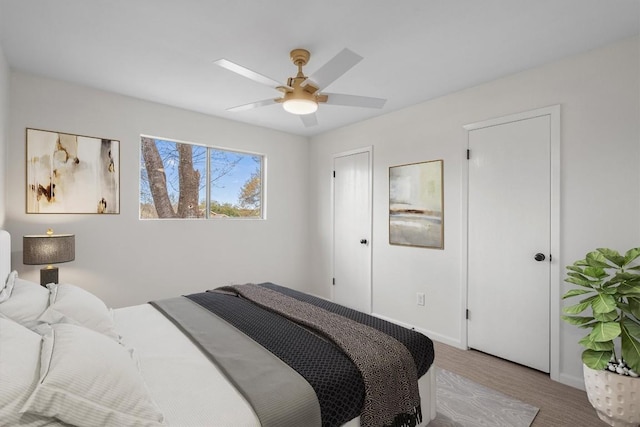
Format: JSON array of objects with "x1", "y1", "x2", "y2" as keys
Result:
[
  {"x1": 114, "y1": 304, "x2": 261, "y2": 427},
  {"x1": 114, "y1": 303, "x2": 436, "y2": 427}
]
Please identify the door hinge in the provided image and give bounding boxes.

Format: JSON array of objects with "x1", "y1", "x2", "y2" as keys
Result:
[
  {"x1": 549, "y1": 254, "x2": 552, "y2": 262},
  {"x1": 466, "y1": 309, "x2": 470, "y2": 320},
  {"x1": 466, "y1": 149, "x2": 470, "y2": 160},
  {"x1": 333, "y1": 170, "x2": 335, "y2": 178},
  {"x1": 332, "y1": 278, "x2": 335, "y2": 285}
]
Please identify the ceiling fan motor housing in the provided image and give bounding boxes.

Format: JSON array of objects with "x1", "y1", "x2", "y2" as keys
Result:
[
  {"x1": 290, "y1": 49, "x2": 310, "y2": 67},
  {"x1": 278, "y1": 49, "x2": 327, "y2": 113}
]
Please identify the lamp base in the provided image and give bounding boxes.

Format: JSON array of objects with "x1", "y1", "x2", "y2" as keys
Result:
[{"x1": 40, "y1": 267, "x2": 59, "y2": 287}]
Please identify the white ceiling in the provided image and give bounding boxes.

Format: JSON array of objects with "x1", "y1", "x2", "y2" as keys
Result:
[{"x1": 0, "y1": 0, "x2": 638, "y2": 137}]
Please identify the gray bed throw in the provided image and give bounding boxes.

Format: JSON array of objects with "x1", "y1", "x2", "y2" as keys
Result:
[{"x1": 150, "y1": 297, "x2": 322, "y2": 427}]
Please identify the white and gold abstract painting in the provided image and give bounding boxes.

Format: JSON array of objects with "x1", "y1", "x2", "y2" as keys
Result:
[{"x1": 26, "y1": 128, "x2": 119, "y2": 214}]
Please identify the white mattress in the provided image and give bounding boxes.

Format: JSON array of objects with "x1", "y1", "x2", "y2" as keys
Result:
[{"x1": 114, "y1": 303, "x2": 435, "y2": 427}]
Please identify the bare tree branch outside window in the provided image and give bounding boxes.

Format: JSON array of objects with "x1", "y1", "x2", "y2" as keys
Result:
[{"x1": 140, "y1": 137, "x2": 263, "y2": 219}]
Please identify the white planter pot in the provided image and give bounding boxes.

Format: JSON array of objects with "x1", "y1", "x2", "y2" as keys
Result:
[{"x1": 583, "y1": 364, "x2": 640, "y2": 427}]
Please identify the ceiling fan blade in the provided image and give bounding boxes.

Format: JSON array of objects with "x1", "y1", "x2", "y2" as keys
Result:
[
  {"x1": 303, "y1": 48, "x2": 363, "y2": 90},
  {"x1": 324, "y1": 93, "x2": 386, "y2": 109},
  {"x1": 214, "y1": 59, "x2": 285, "y2": 89},
  {"x1": 300, "y1": 113, "x2": 318, "y2": 127},
  {"x1": 227, "y1": 98, "x2": 277, "y2": 112}
]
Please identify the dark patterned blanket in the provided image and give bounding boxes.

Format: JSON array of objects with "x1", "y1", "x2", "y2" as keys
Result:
[
  {"x1": 184, "y1": 283, "x2": 434, "y2": 427},
  {"x1": 214, "y1": 283, "x2": 422, "y2": 427}
]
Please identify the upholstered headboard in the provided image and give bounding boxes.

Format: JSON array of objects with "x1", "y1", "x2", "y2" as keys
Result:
[{"x1": 0, "y1": 230, "x2": 11, "y2": 286}]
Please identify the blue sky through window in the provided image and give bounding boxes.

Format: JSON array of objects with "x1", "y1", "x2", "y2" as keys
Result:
[
  {"x1": 209, "y1": 150, "x2": 260, "y2": 205},
  {"x1": 141, "y1": 138, "x2": 261, "y2": 208}
]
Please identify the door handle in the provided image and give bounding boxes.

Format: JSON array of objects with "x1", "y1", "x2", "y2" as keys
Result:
[
  {"x1": 534, "y1": 253, "x2": 546, "y2": 262},
  {"x1": 360, "y1": 239, "x2": 368, "y2": 245}
]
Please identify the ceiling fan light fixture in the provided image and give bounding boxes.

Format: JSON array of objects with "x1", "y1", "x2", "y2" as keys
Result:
[{"x1": 283, "y1": 98, "x2": 318, "y2": 115}]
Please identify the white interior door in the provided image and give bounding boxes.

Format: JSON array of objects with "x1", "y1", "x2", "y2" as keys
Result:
[
  {"x1": 333, "y1": 150, "x2": 371, "y2": 313},
  {"x1": 467, "y1": 115, "x2": 551, "y2": 373}
]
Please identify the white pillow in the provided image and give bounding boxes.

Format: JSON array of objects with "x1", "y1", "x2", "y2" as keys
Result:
[
  {"x1": 0, "y1": 318, "x2": 61, "y2": 426},
  {"x1": 38, "y1": 283, "x2": 119, "y2": 341},
  {"x1": 0, "y1": 270, "x2": 17, "y2": 303},
  {"x1": 0, "y1": 277, "x2": 49, "y2": 330},
  {"x1": 21, "y1": 323, "x2": 165, "y2": 427}
]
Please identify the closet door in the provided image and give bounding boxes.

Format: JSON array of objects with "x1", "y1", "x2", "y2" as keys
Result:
[
  {"x1": 333, "y1": 149, "x2": 372, "y2": 313},
  {"x1": 467, "y1": 114, "x2": 551, "y2": 373}
]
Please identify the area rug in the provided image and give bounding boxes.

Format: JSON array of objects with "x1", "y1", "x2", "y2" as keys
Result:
[{"x1": 429, "y1": 368, "x2": 539, "y2": 427}]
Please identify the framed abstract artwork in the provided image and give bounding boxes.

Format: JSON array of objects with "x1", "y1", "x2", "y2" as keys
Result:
[
  {"x1": 26, "y1": 128, "x2": 120, "y2": 214},
  {"x1": 389, "y1": 159, "x2": 443, "y2": 249}
]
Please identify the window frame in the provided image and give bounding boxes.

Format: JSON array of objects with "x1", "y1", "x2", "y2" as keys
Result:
[{"x1": 139, "y1": 134, "x2": 266, "y2": 220}]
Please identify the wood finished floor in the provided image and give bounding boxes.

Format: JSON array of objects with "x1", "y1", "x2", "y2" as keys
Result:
[{"x1": 431, "y1": 341, "x2": 605, "y2": 427}]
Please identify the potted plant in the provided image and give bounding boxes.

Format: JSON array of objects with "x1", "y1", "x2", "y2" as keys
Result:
[{"x1": 562, "y1": 247, "x2": 640, "y2": 426}]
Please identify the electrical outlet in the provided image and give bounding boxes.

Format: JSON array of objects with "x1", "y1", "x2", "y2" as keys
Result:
[{"x1": 416, "y1": 292, "x2": 425, "y2": 306}]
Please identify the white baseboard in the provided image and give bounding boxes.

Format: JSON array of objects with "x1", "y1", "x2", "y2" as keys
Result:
[
  {"x1": 558, "y1": 372, "x2": 585, "y2": 390},
  {"x1": 307, "y1": 293, "x2": 463, "y2": 349},
  {"x1": 371, "y1": 312, "x2": 590, "y2": 393},
  {"x1": 370, "y1": 312, "x2": 464, "y2": 349}
]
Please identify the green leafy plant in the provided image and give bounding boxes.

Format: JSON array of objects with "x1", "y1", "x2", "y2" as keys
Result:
[{"x1": 562, "y1": 248, "x2": 640, "y2": 373}]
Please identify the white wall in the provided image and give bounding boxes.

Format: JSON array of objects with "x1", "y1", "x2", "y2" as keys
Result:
[
  {"x1": 308, "y1": 36, "x2": 640, "y2": 387},
  {"x1": 0, "y1": 43, "x2": 9, "y2": 228},
  {"x1": 3, "y1": 34, "x2": 638, "y2": 389},
  {"x1": 6, "y1": 72, "x2": 310, "y2": 308}
]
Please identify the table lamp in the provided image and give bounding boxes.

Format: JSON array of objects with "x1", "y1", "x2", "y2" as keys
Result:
[{"x1": 23, "y1": 229, "x2": 75, "y2": 286}]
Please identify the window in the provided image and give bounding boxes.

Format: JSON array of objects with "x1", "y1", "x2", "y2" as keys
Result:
[{"x1": 140, "y1": 136, "x2": 264, "y2": 219}]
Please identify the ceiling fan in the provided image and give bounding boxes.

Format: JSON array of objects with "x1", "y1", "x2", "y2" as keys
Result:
[{"x1": 214, "y1": 48, "x2": 386, "y2": 127}]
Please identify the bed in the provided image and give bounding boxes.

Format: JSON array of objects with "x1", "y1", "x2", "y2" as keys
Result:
[{"x1": 0, "y1": 229, "x2": 436, "y2": 427}]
